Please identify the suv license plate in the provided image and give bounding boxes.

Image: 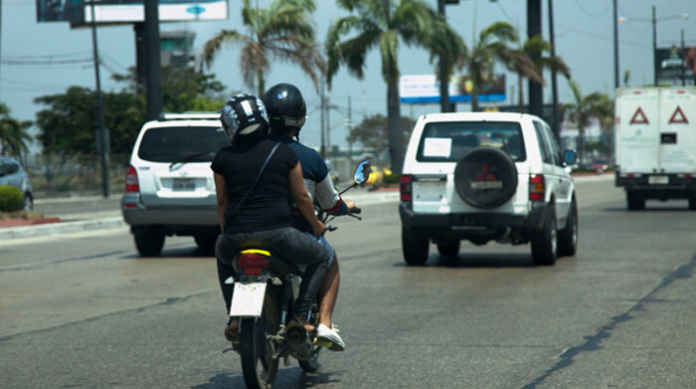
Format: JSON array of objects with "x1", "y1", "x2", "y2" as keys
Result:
[
  {"x1": 173, "y1": 178, "x2": 195, "y2": 191},
  {"x1": 648, "y1": 176, "x2": 668, "y2": 185}
]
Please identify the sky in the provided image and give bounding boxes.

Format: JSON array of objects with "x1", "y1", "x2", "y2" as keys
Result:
[{"x1": 3, "y1": 0, "x2": 696, "y2": 153}]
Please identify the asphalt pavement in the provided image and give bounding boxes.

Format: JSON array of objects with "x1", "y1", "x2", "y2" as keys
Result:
[{"x1": 0, "y1": 174, "x2": 613, "y2": 242}]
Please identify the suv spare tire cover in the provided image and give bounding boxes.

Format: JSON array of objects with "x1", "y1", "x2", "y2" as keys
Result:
[{"x1": 454, "y1": 146, "x2": 518, "y2": 209}]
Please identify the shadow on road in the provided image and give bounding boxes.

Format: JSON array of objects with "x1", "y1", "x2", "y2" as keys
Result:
[
  {"x1": 192, "y1": 367, "x2": 344, "y2": 389},
  {"x1": 392, "y1": 253, "x2": 538, "y2": 268}
]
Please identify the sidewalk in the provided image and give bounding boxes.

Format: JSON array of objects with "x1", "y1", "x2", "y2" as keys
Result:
[{"x1": 0, "y1": 173, "x2": 613, "y2": 242}]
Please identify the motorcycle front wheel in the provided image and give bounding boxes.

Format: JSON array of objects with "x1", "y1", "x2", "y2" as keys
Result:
[{"x1": 240, "y1": 291, "x2": 280, "y2": 389}]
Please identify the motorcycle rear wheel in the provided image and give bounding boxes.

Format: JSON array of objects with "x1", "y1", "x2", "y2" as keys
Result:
[
  {"x1": 298, "y1": 299, "x2": 321, "y2": 372},
  {"x1": 240, "y1": 292, "x2": 280, "y2": 389}
]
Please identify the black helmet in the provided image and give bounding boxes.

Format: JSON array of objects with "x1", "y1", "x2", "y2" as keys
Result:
[
  {"x1": 263, "y1": 83, "x2": 307, "y2": 135},
  {"x1": 220, "y1": 93, "x2": 269, "y2": 143}
]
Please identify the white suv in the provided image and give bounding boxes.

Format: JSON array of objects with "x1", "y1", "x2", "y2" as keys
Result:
[
  {"x1": 399, "y1": 112, "x2": 578, "y2": 266},
  {"x1": 122, "y1": 113, "x2": 229, "y2": 256}
]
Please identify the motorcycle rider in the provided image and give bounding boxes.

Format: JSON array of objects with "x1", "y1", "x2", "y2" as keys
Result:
[
  {"x1": 263, "y1": 83, "x2": 355, "y2": 352},
  {"x1": 212, "y1": 93, "x2": 330, "y2": 343}
]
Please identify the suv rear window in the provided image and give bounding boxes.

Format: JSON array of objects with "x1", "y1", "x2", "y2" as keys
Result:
[
  {"x1": 417, "y1": 121, "x2": 526, "y2": 162},
  {"x1": 138, "y1": 126, "x2": 230, "y2": 163}
]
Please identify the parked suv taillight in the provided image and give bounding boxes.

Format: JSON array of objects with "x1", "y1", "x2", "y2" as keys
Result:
[
  {"x1": 529, "y1": 174, "x2": 545, "y2": 202},
  {"x1": 125, "y1": 165, "x2": 139, "y2": 193},
  {"x1": 400, "y1": 175, "x2": 413, "y2": 202}
]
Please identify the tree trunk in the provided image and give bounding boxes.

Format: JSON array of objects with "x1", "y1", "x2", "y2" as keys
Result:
[{"x1": 387, "y1": 81, "x2": 403, "y2": 173}]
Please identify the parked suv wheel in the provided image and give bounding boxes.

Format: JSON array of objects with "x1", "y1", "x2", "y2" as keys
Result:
[
  {"x1": 531, "y1": 206, "x2": 557, "y2": 266},
  {"x1": 454, "y1": 147, "x2": 518, "y2": 209},
  {"x1": 557, "y1": 200, "x2": 578, "y2": 256},
  {"x1": 134, "y1": 227, "x2": 165, "y2": 257},
  {"x1": 402, "y1": 227, "x2": 429, "y2": 266},
  {"x1": 194, "y1": 234, "x2": 218, "y2": 255}
]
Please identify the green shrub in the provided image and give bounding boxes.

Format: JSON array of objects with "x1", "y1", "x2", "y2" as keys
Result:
[
  {"x1": 384, "y1": 172, "x2": 401, "y2": 185},
  {"x1": 0, "y1": 185, "x2": 24, "y2": 212}
]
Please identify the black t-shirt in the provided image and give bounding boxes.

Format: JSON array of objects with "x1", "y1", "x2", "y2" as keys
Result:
[{"x1": 211, "y1": 138, "x2": 298, "y2": 235}]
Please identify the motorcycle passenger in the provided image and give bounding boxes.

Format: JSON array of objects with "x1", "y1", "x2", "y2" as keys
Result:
[
  {"x1": 264, "y1": 83, "x2": 355, "y2": 352},
  {"x1": 212, "y1": 94, "x2": 330, "y2": 343}
]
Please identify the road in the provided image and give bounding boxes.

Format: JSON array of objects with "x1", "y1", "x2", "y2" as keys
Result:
[{"x1": 2, "y1": 179, "x2": 696, "y2": 389}]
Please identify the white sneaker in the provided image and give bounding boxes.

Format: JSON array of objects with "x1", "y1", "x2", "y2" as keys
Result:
[{"x1": 316, "y1": 324, "x2": 345, "y2": 352}]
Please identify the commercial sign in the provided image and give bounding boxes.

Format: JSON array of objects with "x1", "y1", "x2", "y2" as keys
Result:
[
  {"x1": 656, "y1": 46, "x2": 696, "y2": 80},
  {"x1": 36, "y1": 0, "x2": 228, "y2": 26},
  {"x1": 399, "y1": 74, "x2": 506, "y2": 104}
]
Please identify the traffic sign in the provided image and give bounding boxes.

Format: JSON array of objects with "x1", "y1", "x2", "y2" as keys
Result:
[
  {"x1": 630, "y1": 107, "x2": 649, "y2": 125},
  {"x1": 668, "y1": 106, "x2": 689, "y2": 124}
]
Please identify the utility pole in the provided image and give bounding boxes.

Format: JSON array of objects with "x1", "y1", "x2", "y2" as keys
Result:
[
  {"x1": 652, "y1": 5, "x2": 658, "y2": 86},
  {"x1": 320, "y1": 78, "x2": 326, "y2": 159},
  {"x1": 681, "y1": 30, "x2": 686, "y2": 87},
  {"x1": 437, "y1": 0, "x2": 452, "y2": 113},
  {"x1": 90, "y1": 1, "x2": 109, "y2": 198},
  {"x1": 326, "y1": 95, "x2": 332, "y2": 161},
  {"x1": 527, "y1": 0, "x2": 543, "y2": 117},
  {"x1": 548, "y1": 0, "x2": 560, "y2": 140},
  {"x1": 145, "y1": 0, "x2": 162, "y2": 121},
  {"x1": 347, "y1": 96, "x2": 353, "y2": 167},
  {"x1": 613, "y1": 0, "x2": 620, "y2": 89}
]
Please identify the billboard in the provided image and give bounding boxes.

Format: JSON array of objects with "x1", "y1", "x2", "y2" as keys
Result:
[
  {"x1": 399, "y1": 74, "x2": 506, "y2": 104},
  {"x1": 36, "y1": 0, "x2": 228, "y2": 26},
  {"x1": 656, "y1": 46, "x2": 696, "y2": 80}
]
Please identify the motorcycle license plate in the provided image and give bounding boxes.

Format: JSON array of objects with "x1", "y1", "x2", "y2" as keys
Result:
[{"x1": 229, "y1": 282, "x2": 267, "y2": 317}]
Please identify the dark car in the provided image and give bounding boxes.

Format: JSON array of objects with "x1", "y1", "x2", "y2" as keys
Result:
[
  {"x1": 590, "y1": 159, "x2": 611, "y2": 173},
  {"x1": 0, "y1": 157, "x2": 34, "y2": 210}
]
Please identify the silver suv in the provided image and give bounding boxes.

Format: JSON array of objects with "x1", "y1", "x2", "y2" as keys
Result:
[
  {"x1": 0, "y1": 157, "x2": 34, "y2": 210},
  {"x1": 399, "y1": 112, "x2": 578, "y2": 266},
  {"x1": 122, "y1": 113, "x2": 229, "y2": 256}
]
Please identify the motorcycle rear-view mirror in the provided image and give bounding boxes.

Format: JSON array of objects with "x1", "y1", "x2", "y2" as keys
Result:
[
  {"x1": 353, "y1": 160, "x2": 371, "y2": 184},
  {"x1": 339, "y1": 160, "x2": 371, "y2": 195}
]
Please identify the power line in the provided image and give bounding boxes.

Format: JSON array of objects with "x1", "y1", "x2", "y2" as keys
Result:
[
  {"x1": 557, "y1": 24, "x2": 651, "y2": 49},
  {"x1": 571, "y1": 0, "x2": 612, "y2": 19},
  {"x1": 1, "y1": 58, "x2": 94, "y2": 65}
]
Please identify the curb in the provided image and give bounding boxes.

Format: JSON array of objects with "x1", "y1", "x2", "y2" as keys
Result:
[{"x1": 0, "y1": 217, "x2": 127, "y2": 241}]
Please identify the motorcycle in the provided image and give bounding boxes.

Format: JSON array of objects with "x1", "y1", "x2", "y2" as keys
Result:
[{"x1": 224, "y1": 160, "x2": 370, "y2": 389}]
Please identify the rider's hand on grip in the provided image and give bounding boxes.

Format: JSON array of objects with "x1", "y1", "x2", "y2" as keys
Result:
[{"x1": 351, "y1": 207, "x2": 361, "y2": 214}]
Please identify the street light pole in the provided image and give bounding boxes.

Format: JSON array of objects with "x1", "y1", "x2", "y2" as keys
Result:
[{"x1": 548, "y1": 0, "x2": 560, "y2": 140}]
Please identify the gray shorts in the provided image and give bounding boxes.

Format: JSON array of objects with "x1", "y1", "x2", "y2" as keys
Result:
[{"x1": 217, "y1": 226, "x2": 331, "y2": 267}]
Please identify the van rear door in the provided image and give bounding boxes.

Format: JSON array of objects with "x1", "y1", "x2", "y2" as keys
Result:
[
  {"x1": 659, "y1": 88, "x2": 696, "y2": 174},
  {"x1": 615, "y1": 88, "x2": 660, "y2": 174}
]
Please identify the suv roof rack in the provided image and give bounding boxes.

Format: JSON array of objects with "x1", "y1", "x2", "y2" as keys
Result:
[{"x1": 159, "y1": 112, "x2": 220, "y2": 121}]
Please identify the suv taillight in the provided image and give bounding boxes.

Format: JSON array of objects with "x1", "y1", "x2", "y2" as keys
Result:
[
  {"x1": 529, "y1": 174, "x2": 545, "y2": 202},
  {"x1": 125, "y1": 165, "x2": 139, "y2": 193},
  {"x1": 400, "y1": 174, "x2": 413, "y2": 202}
]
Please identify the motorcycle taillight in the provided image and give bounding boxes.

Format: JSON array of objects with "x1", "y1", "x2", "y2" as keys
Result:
[{"x1": 238, "y1": 253, "x2": 269, "y2": 268}]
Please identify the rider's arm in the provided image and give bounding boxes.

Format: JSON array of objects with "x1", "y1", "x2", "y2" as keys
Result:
[
  {"x1": 289, "y1": 162, "x2": 325, "y2": 236},
  {"x1": 314, "y1": 174, "x2": 352, "y2": 216},
  {"x1": 213, "y1": 173, "x2": 228, "y2": 232}
]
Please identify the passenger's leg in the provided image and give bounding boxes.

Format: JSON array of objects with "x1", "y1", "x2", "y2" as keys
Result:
[{"x1": 318, "y1": 255, "x2": 340, "y2": 327}]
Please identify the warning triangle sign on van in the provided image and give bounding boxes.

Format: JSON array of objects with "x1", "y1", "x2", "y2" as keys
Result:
[
  {"x1": 669, "y1": 106, "x2": 689, "y2": 124},
  {"x1": 630, "y1": 107, "x2": 649, "y2": 125}
]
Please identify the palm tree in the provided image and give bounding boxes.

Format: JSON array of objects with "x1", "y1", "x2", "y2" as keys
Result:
[
  {"x1": 201, "y1": 0, "x2": 325, "y2": 97},
  {"x1": 511, "y1": 34, "x2": 570, "y2": 113},
  {"x1": 457, "y1": 21, "x2": 519, "y2": 113},
  {"x1": 565, "y1": 80, "x2": 613, "y2": 164},
  {"x1": 326, "y1": 0, "x2": 444, "y2": 173},
  {"x1": 0, "y1": 103, "x2": 32, "y2": 161},
  {"x1": 427, "y1": 12, "x2": 467, "y2": 113}
]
